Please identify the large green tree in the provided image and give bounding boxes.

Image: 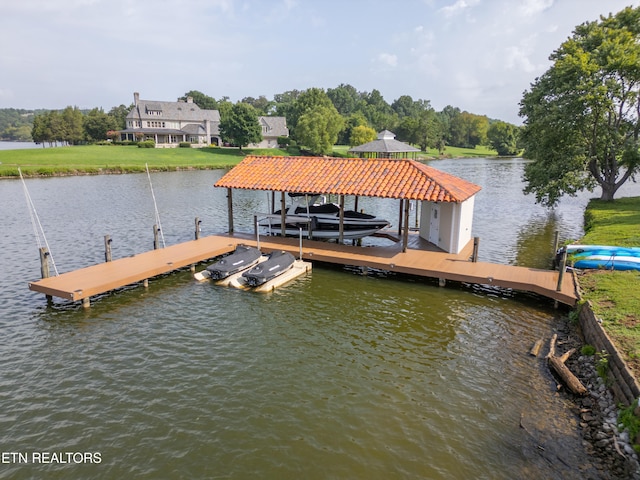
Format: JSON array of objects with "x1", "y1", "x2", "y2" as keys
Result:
[
  {"x1": 449, "y1": 111, "x2": 488, "y2": 148},
  {"x1": 219, "y1": 102, "x2": 261, "y2": 150},
  {"x1": 487, "y1": 121, "x2": 520, "y2": 156},
  {"x1": 349, "y1": 124, "x2": 376, "y2": 147},
  {"x1": 179, "y1": 90, "x2": 218, "y2": 110},
  {"x1": 84, "y1": 108, "x2": 117, "y2": 142},
  {"x1": 295, "y1": 105, "x2": 344, "y2": 155},
  {"x1": 519, "y1": 6, "x2": 640, "y2": 206}
]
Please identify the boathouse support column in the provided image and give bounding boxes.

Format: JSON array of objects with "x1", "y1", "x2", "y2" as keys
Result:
[
  {"x1": 280, "y1": 192, "x2": 286, "y2": 237},
  {"x1": 338, "y1": 195, "x2": 345, "y2": 243},
  {"x1": 402, "y1": 199, "x2": 410, "y2": 252},
  {"x1": 398, "y1": 199, "x2": 404, "y2": 235},
  {"x1": 104, "y1": 235, "x2": 112, "y2": 262},
  {"x1": 227, "y1": 188, "x2": 234, "y2": 234}
]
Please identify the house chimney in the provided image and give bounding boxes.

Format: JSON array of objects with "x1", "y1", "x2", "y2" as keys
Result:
[
  {"x1": 134, "y1": 92, "x2": 139, "y2": 106},
  {"x1": 187, "y1": 96, "x2": 193, "y2": 104}
]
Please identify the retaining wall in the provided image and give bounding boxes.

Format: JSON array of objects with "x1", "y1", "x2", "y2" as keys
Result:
[{"x1": 578, "y1": 301, "x2": 640, "y2": 407}]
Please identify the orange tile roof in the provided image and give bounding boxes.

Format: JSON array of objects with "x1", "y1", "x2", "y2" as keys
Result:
[{"x1": 214, "y1": 156, "x2": 481, "y2": 202}]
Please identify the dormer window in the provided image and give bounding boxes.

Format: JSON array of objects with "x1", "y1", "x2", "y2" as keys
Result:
[{"x1": 145, "y1": 104, "x2": 163, "y2": 116}]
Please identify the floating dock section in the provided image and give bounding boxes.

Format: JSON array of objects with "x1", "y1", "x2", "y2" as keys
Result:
[
  {"x1": 29, "y1": 233, "x2": 578, "y2": 307},
  {"x1": 29, "y1": 235, "x2": 238, "y2": 304}
]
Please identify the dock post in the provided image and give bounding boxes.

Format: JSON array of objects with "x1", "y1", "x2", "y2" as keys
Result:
[
  {"x1": 39, "y1": 247, "x2": 50, "y2": 280},
  {"x1": 195, "y1": 217, "x2": 201, "y2": 240},
  {"x1": 439, "y1": 278, "x2": 446, "y2": 287},
  {"x1": 82, "y1": 297, "x2": 91, "y2": 309},
  {"x1": 556, "y1": 248, "x2": 568, "y2": 292},
  {"x1": 553, "y1": 230, "x2": 559, "y2": 256},
  {"x1": 471, "y1": 237, "x2": 480, "y2": 262},
  {"x1": 39, "y1": 247, "x2": 52, "y2": 302},
  {"x1": 104, "y1": 235, "x2": 112, "y2": 262},
  {"x1": 153, "y1": 224, "x2": 160, "y2": 250}
]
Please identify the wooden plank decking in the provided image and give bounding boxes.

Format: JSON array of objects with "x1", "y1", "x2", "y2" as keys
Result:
[
  {"x1": 29, "y1": 235, "x2": 238, "y2": 302},
  {"x1": 29, "y1": 232, "x2": 578, "y2": 306}
]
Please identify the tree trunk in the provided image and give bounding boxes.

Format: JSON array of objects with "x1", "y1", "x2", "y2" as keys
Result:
[
  {"x1": 599, "y1": 181, "x2": 617, "y2": 201},
  {"x1": 546, "y1": 335, "x2": 587, "y2": 395}
]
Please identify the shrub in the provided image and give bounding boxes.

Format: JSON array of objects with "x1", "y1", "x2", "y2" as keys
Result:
[
  {"x1": 277, "y1": 136, "x2": 291, "y2": 147},
  {"x1": 618, "y1": 401, "x2": 640, "y2": 445},
  {"x1": 179, "y1": 142, "x2": 192, "y2": 148},
  {"x1": 581, "y1": 344, "x2": 596, "y2": 356},
  {"x1": 137, "y1": 140, "x2": 155, "y2": 148}
]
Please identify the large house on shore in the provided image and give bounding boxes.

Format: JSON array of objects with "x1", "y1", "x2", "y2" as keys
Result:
[{"x1": 118, "y1": 92, "x2": 288, "y2": 148}]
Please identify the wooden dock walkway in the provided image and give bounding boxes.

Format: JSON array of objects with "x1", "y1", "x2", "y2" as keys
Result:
[{"x1": 29, "y1": 233, "x2": 578, "y2": 306}]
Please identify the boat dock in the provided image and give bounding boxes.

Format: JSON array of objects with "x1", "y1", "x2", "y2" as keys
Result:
[{"x1": 28, "y1": 232, "x2": 578, "y2": 307}]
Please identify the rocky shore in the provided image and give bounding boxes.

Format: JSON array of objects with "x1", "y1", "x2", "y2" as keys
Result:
[{"x1": 559, "y1": 319, "x2": 640, "y2": 479}]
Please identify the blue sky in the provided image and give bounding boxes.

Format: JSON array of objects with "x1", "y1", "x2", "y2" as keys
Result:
[{"x1": 1, "y1": 0, "x2": 638, "y2": 124}]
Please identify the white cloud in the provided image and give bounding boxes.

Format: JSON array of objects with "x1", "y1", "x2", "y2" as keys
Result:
[
  {"x1": 519, "y1": 0, "x2": 554, "y2": 17},
  {"x1": 439, "y1": 0, "x2": 480, "y2": 18},
  {"x1": 377, "y1": 53, "x2": 398, "y2": 67}
]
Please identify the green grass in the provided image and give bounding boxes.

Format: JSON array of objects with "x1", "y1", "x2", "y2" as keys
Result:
[
  {"x1": 0, "y1": 143, "x2": 499, "y2": 177},
  {"x1": 582, "y1": 197, "x2": 640, "y2": 246},
  {"x1": 577, "y1": 196, "x2": 640, "y2": 373},
  {"x1": 0, "y1": 145, "x2": 298, "y2": 177},
  {"x1": 331, "y1": 144, "x2": 498, "y2": 159},
  {"x1": 425, "y1": 144, "x2": 498, "y2": 158}
]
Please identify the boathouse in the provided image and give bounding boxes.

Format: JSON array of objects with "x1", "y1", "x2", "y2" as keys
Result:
[{"x1": 214, "y1": 156, "x2": 481, "y2": 254}]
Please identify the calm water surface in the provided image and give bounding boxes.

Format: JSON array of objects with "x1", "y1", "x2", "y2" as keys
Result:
[{"x1": 1, "y1": 157, "x2": 639, "y2": 479}]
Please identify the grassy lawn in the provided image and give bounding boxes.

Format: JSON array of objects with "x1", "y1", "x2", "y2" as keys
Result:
[
  {"x1": 577, "y1": 196, "x2": 640, "y2": 375},
  {"x1": 0, "y1": 145, "x2": 295, "y2": 177},
  {"x1": 1, "y1": 144, "x2": 499, "y2": 177}
]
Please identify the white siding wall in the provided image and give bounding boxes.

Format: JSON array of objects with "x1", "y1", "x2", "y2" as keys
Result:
[{"x1": 419, "y1": 196, "x2": 475, "y2": 254}]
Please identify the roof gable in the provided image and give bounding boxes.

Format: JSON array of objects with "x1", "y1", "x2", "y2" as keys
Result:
[
  {"x1": 348, "y1": 130, "x2": 420, "y2": 153},
  {"x1": 214, "y1": 156, "x2": 481, "y2": 202}
]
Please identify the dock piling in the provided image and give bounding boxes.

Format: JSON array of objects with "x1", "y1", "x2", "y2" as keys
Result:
[
  {"x1": 556, "y1": 248, "x2": 568, "y2": 292},
  {"x1": 195, "y1": 217, "x2": 201, "y2": 240},
  {"x1": 39, "y1": 247, "x2": 50, "y2": 280},
  {"x1": 104, "y1": 235, "x2": 112, "y2": 262},
  {"x1": 471, "y1": 237, "x2": 480, "y2": 262},
  {"x1": 153, "y1": 224, "x2": 160, "y2": 250},
  {"x1": 39, "y1": 247, "x2": 52, "y2": 302}
]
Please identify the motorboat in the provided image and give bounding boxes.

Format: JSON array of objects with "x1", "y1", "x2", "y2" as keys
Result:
[
  {"x1": 196, "y1": 245, "x2": 263, "y2": 281},
  {"x1": 258, "y1": 193, "x2": 390, "y2": 240},
  {"x1": 242, "y1": 250, "x2": 296, "y2": 287}
]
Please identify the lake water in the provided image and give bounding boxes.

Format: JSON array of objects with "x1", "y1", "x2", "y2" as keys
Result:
[
  {"x1": 1, "y1": 157, "x2": 639, "y2": 479},
  {"x1": 0, "y1": 141, "x2": 40, "y2": 151}
]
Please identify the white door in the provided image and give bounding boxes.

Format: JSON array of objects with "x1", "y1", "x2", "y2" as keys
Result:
[{"x1": 429, "y1": 204, "x2": 440, "y2": 245}]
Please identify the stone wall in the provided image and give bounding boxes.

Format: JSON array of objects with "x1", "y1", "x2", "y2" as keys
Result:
[{"x1": 578, "y1": 301, "x2": 640, "y2": 407}]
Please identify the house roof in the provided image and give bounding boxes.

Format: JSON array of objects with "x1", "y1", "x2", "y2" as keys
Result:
[
  {"x1": 214, "y1": 156, "x2": 481, "y2": 202},
  {"x1": 348, "y1": 130, "x2": 420, "y2": 154},
  {"x1": 258, "y1": 116, "x2": 289, "y2": 137},
  {"x1": 126, "y1": 98, "x2": 220, "y2": 123}
]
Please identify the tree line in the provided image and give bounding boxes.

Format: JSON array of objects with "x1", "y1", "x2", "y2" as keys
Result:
[
  {"x1": 184, "y1": 86, "x2": 521, "y2": 156},
  {"x1": 0, "y1": 86, "x2": 520, "y2": 155}
]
